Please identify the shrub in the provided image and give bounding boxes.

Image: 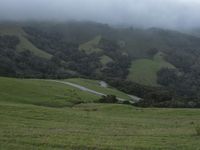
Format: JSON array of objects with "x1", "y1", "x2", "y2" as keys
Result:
[{"x1": 99, "y1": 95, "x2": 118, "y2": 103}]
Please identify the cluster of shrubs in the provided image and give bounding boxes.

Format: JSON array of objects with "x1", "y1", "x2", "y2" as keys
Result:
[
  {"x1": 98, "y1": 95, "x2": 118, "y2": 103},
  {"x1": 98, "y1": 95, "x2": 133, "y2": 106}
]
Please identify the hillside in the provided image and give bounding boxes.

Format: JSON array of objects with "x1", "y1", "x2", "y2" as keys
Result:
[
  {"x1": 1, "y1": 22, "x2": 200, "y2": 107},
  {"x1": 0, "y1": 77, "x2": 200, "y2": 149},
  {"x1": 128, "y1": 52, "x2": 175, "y2": 86},
  {"x1": 0, "y1": 25, "x2": 52, "y2": 59}
]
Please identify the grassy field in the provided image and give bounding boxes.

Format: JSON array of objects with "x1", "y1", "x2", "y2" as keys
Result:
[
  {"x1": 79, "y1": 35, "x2": 103, "y2": 54},
  {"x1": 0, "y1": 77, "x2": 200, "y2": 150},
  {"x1": 66, "y1": 78, "x2": 131, "y2": 100},
  {"x1": 0, "y1": 25, "x2": 52, "y2": 59},
  {"x1": 128, "y1": 52, "x2": 175, "y2": 86}
]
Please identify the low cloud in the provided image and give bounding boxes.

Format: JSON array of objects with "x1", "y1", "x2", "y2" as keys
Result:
[{"x1": 0, "y1": 0, "x2": 200, "y2": 29}]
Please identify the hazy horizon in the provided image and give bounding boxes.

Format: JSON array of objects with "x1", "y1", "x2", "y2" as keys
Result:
[{"x1": 0, "y1": 0, "x2": 200, "y2": 29}]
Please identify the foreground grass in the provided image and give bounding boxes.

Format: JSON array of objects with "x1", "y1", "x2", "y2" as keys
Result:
[
  {"x1": 0, "y1": 77, "x2": 200, "y2": 149},
  {"x1": 0, "y1": 102, "x2": 200, "y2": 150}
]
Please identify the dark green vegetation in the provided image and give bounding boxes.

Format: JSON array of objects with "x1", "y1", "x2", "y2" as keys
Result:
[
  {"x1": 1, "y1": 22, "x2": 200, "y2": 107},
  {"x1": 99, "y1": 95, "x2": 118, "y2": 103},
  {"x1": 0, "y1": 34, "x2": 71, "y2": 78},
  {"x1": 1, "y1": 77, "x2": 200, "y2": 150},
  {"x1": 0, "y1": 25, "x2": 51, "y2": 59}
]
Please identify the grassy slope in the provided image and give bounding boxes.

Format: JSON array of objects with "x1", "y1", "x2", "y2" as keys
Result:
[
  {"x1": 66, "y1": 78, "x2": 131, "y2": 100},
  {"x1": 0, "y1": 25, "x2": 52, "y2": 59},
  {"x1": 0, "y1": 77, "x2": 99, "y2": 107},
  {"x1": 79, "y1": 35, "x2": 102, "y2": 54},
  {"x1": 128, "y1": 52, "x2": 175, "y2": 86}
]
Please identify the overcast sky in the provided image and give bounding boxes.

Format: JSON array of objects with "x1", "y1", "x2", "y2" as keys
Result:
[{"x1": 0, "y1": 0, "x2": 200, "y2": 29}]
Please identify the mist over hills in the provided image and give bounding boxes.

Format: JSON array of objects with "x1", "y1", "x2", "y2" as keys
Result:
[{"x1": 1, "y1": 0, "x2": 200, "y2": 29}]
